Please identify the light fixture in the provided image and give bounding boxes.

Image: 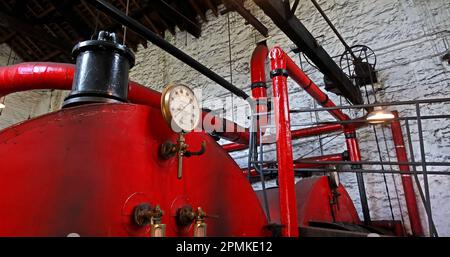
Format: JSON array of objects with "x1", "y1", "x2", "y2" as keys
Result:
[
  {"x1": 366, "y1": 106, "x2": 394, "y2": 124},
  {"x1": 0, "y1": 103, "x2": 5, "y2": 109}
]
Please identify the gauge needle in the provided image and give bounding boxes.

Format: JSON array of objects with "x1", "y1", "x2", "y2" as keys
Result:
[{"x1": 174, "y1": 102, "x2": 194, "y2": 118}]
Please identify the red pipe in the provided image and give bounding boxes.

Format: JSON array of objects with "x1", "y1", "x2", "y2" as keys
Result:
[
  {"x1": 0, "y1": 62, "x2": 252, "y2": 144},
  {"x1": 223, "y1": 123, "x2": 344, "y2": 152},
  {"x1": 269, "y1": 47, "x2": 299, "y2": 237},
  {"x1": 203, "y1": 113, "x2": 249, "y2": 144},
  {"x1": 283, "y1": 50, "x2": 349, "y2": 121},
  {"x1": 250, "y1": 42, "x2": 269, "y2": 128},
  {"x1": 293, "y1": 152, "x2": 345, "y2": 169},
  {"x1": 390, "y1": 111, "x2": 424, "y2": 236},
  {"x1": 344, "y1": 127, "x2": 371, "y2": 223},
  {"x1": 0, "y1": 62, "x2": 161, "y2": 107}
]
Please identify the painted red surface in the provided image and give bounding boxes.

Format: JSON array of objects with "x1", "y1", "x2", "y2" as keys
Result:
[
  {"x1": 269, "y1": 46, "x2": 299, "y2": 237},
  {"x1": 0, "y1": 103, "x2": 268, "y2": 236},
  {"x1": 256, "y1": 176, "x2": 361, "y2": 226}
]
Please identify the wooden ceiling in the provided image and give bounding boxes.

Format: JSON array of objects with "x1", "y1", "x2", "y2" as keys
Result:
[{"x1": 0, "y1": 0, "x2": 236, "y2": 63}]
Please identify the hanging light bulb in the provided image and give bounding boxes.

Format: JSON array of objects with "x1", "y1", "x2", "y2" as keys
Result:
[
  {"x1": 366, "y1": 106, "x2": 394, "y2": 124},
  {"x1": 0, "y1": 103, "x2": 5, "y2": 109}
]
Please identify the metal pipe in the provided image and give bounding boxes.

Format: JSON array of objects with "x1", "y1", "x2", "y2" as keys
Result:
[
  {"x1": 243, "y1": 152, "x2": 346, "y2": 177},
  {"x1": 290, "y1": 97, "x2": 450, "y2": 113},
  {"x1": 405, "y1": 120, "x2": 438, "y2": 236},
  {"x1": 416, "y1": 104, "x2": 435, "y2": 237},
  {"x1": 89, "y1": 0, "x2": 249, "y2": 100},
  {"x1": 259, "y1": 159, "x2": 450, "y2": 167},
  {"x1": 309, "y1": 0, "x2": 357, "y2": 60},
  {"x1": 223, "y1": 123, "x2": 344, "y2": 152},
  {"x1": 282, "y1": 49, "x2": 350, "y2": 121},
  {"x1": 390, "y1": 111, "x2": 424, "y2": 236},
  {"x1": 0, "y1": 63, "x2": 251, "y2": 145},
  {"x1": 291, "y1": 168, "x2": 450, "y2": 176},
  {"x1": 293, "y1": 152, "x2": 346, "y2": 167},
  {"x1": 344, "y1": 128, "x2": 371, "y2": 223},
  {"x1": 250, "y1": 42, "x2": 269, "y2": 129},
  {"x1": 0, "y1": 62, "x2": 161, "y2": 107},
  {"x1": 269, "y1": 46, "x2": 299, "y2": 237}
]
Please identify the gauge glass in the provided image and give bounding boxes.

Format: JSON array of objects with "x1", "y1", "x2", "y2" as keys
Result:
[{"x1": 162, "y1": 84, "x2": 201, "y2": 133}]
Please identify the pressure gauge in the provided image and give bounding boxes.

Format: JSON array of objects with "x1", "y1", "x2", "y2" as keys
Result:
[{"x1": 161, "y1": 84, "x2": 201, "y2": 133}]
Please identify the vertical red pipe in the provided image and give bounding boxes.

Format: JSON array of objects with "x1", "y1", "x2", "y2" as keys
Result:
[
  {"x1": 269, "y1": 46, "x2": 299, "y2": 237},
  {"x1": 344, "y1": 126, "x2": 371, "y2": 223},
  {"x1": 390, "y1": 111, "x2": 424, "y2": 236},
  {"x1": 250, "y1": 42, "x2": 269, "y2": 131}
]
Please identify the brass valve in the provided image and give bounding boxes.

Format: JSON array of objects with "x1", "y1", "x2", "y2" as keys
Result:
[
  {"x1": 160, "y1": 133, "x2": 206, "y2": 179},
  {"x1": 176, "y1": 205, "x2": 218, "y2": 237},
  {"x1": 133, "y1": 203, "x2": 166, "y2": 237}
]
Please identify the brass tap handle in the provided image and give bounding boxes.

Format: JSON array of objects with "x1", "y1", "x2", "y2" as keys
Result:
[
  {"x1": 159, "y1": 134, "x2": 206, "y2": 180},
  {"x1": 177, "y1": 150, "x2": 183, "y2": 179},
  {"x1": 133, "y1": 203, "x2": 164, "y2": 226},
  {"x1": 176, "y1": 205, "x2": 218, "y2": 227}
]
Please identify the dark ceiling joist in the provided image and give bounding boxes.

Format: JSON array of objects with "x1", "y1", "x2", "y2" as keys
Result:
[
  {"x1": 155, "y1": 0, "x2": 201, "y2": 38},
  {"x1": 253, "y1": 0, "x2": 363, "y2": 105},
  {"x1": 49, "y1": 0, "x2": 93, "y2": 40},
  {"x1": 0, "y1": 31, "x2": 16, "y2": 44},
  {"x1": 0, "y1": 9, "x2": 72, "y2": 52},
  {"x1": 204, "y1": 0, "x2": 218, "y2": 17},
  {"x1": 223, "y1": 0, "x2": 268, "y2": 37},
  {"x1": 189, "y1": 0, "x2": 208, "y2": 22}
]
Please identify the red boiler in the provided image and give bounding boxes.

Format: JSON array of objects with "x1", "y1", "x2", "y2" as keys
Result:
[{"x1": 0, "y1": 103, "x2": 269, "y2": 236}]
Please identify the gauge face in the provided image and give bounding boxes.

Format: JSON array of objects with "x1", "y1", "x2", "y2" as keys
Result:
[{"x1": 161, "y1": 84, "x2": 201, "y2": 133}]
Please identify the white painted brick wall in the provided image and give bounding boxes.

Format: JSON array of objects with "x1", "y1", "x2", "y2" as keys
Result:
[
  {"x1": 1, "y1": 0, "x2": 449, "y2": 236},
  {"x1": 128, "y1": 0, "x2": 450, "y2": 236}
]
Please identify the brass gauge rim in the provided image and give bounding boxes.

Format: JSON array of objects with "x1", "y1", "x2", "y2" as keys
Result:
[{"x1": 160, "y1": 83, "x2": 200, "y2": 133}]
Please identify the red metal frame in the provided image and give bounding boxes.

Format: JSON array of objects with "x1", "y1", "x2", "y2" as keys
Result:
[
  {"x1": 269, "y1": 46, "x2": 299, "y2": 237},
  {"x1": 390, "y1": 111, "x2": 424, "y2": 236}
]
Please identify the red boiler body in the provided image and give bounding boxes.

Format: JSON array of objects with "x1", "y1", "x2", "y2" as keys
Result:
[{"x1": 0, "y1": 103, "x2": 268, "y2": 236}]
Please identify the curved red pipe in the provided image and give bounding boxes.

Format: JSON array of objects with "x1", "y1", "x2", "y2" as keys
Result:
[
  {"x1": 250, "y1": 42, "x2": 268, "y2": 98},
  {"x1": 267, "y1": 46, "x2": 349, "y2": 121},
  {"x1": 0, "y1": 62, "x2": 161, "y2": 107},
  {"x1": 0, "y1": 63, "x2": 251, "y2": 144},
  {"x1": 250, "y1": 43, "x2": 269, "y2": 129}
]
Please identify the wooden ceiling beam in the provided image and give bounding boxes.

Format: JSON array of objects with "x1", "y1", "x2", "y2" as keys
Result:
[
  {"x1": 189, "y1": 0, "x2": 207, "y2": 22},
  {"x1": 49, "y1": 0, "x2": 93, "y2": 40},
  {"x1": 155, "y1": 0, "x2": 201, "y2": 37},
  {"x1": 204, "y1": 0, "x2": 218, "y2": 17},
  {"x1": 0, "y1": 31, "x2": 16, "y2": 44},
  {"x1": 223, "y1": 0, "x2": 268, "y2": 37},
  {"x1": 0, "y1": 9, "x2": 72, "y2": 52}
]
